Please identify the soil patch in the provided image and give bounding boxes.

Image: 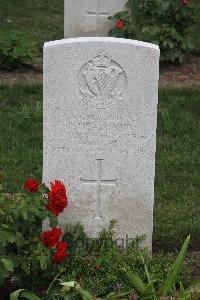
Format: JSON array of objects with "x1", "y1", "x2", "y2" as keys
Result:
[
  {"x1": 0, "y1": 54, "x2": 200, "y2": 87},
  {"x1": 0, "y1": 56, "x2": 43, "y2": 85},
  {"x1": 0, "y1": 68, "x2": 42, "y2": 85},
  {"x1": 160, "y1": 54, "x2": 200, "y2": 87}
]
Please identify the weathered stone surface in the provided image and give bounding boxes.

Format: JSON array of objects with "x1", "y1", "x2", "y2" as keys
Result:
[
  {"x1": 43, "y1": 37, "x2": 160, "y2": 250},
  {"x1": 64, "y1": 0, "x2": 127, "y2": 38}
]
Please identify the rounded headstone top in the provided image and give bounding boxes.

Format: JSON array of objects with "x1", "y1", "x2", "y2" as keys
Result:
[{"x1": 44, "y1": 37, "x2": 160, "y2": 52}]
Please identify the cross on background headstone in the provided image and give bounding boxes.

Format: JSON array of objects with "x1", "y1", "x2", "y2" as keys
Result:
[
  {"x1": 64, "y1": 0, "x2": 127, "y2": 38},
  {"x1": 87, "y1": 0, "x2": 109, "y2": 36},
  {"x1": 81, "y1": 159, "x2": 117, "y2": 219}
]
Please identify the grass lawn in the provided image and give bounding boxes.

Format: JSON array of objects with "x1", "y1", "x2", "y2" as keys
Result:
[
  {"x1": 0, "y1": 0, "x2": 63, "y2": 51},
  {"x1": 154, "y1": 88, "x2": 200, "y2": 250},
  {"x1": 0, "y1": 85, "x2": 199, "y2": 251}
]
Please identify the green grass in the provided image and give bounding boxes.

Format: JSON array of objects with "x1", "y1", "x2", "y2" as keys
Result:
[
  {"x1": 0, "y1": 85, "x2": 200, "y2": 250},
  {"x1": 0, "y1": 85, "x2": 43, "y2": 189},
  {"x1": 154, "y1": 88, "x2": 200, "y2": 249},
  {"x1": 0, "y1": 0, "x2": 63, "y2": 51}
]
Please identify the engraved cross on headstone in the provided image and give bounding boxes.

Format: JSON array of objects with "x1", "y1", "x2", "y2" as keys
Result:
[
  {"x1": 81, "y1": 159, "x2": 117, "y2": 219},
  {"x1": 87, "y1": 0, "x2": 109, "y2": 36}
]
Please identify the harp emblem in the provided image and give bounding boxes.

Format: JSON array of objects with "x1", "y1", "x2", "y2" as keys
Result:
[{"x1": 77, "y1": 51, "x2": 127, "y2": 109}]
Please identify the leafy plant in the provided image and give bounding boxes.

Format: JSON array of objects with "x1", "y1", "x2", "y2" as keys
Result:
[
  {"x1": 10, "y1": 279, "x2": 129, "y2": 300},
  {"x1": 10, "y1": 235, "x2": 198, "y2": 300},
  {"x1": 0, "y1": 30, "x2": 37, "y2": 69},
  {"x1": 111, "y1": 0, "x2": 198, "y2": 63},
  {"x1": 0, "y1": 179, "x2": 68, "y2": 287},
  {"x1": 121, "y1": 235, "x2": 196, "y2": 299},
  {"x1": 0, "y1": 184, "x2": 48, "y2": 286}
]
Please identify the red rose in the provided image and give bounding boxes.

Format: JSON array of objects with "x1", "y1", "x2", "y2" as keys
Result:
[
  {"x1": 181, "y1": 0, "x2": 188, "y2": 5},
  {"x1": 57, "y1": 240, "x2": 67, "y2": 252},
  {"x1": 52, "y1": 249, "x2": 67, "y2": 263},
  {"x1": 24, "y1": 179, "x2": 39, "y2": 193},
  {"x1": 117, "y1": 19, "x2": 124, "y2": 30},
  {"x1": 41, "y1": 228, "x2": 63, "y2": 248},
  {"x1": 46, "y1": 181, "x2": 68, "y2": 216},
  {"x1": 52, "y1": 241, "x2": 67, "y2": 263}
]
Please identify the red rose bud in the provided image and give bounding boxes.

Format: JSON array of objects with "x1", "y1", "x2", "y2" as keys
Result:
[
  {"x1": 117, "y1": 19, "x2": 124, "y2": 30},
  {"x1": 52, "y1": 241, "x2": 67, "y2": 263},
  {"x1": 41, "y1": 228, "x2": 63, "y2": 248},
  {"x1": 46, "y1": 180, "x2": 68, "y2": 216},
  {"x1": 95, "y1": 264, "x2": 101, "y2": 271},
  {"x1": 24, "y1": 178, "x2": 39, "y2": 193},
  {"x1": 181, "y1": 0, "x2": 188, "y2": 5}
]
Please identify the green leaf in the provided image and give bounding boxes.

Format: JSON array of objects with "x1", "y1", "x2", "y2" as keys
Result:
[
  {"x1": 21, "y1": 291, "x2": 42, "y2": 300},
  {"x1": 46, "y1": 286, "x2": 61, "y2": 300},
  {"x1": 160, "y1": 1, "x2": 170, "y2": 12},
  {"x1": 122, "y1": 262, "x2": 146, "y2": 293},
  {"x1": 105, "y1": 291, "x2": 130, "y2": 300},
  {"x1": 21, "y1": 208, "x2": 28, "y2": 220},
  {"x1": 10, "y1": 289, "x2": 25, "y2": 300},
  {"x1": 49, "y1": 214, "x2": 58, "y2": 228},
  {"x1": 178, "y1": 282, "x2": 192, "y2": 300},
  {"x1": 61, "y1": 281, "x2": 94, "y2": 300},
  {"x1": 21, "y1": 262, "x2": 31, "y2": 274},
  {"x1": 139, "y1": 252, "x2": 152, "y2": 285},
  {"x1": 15, "y1": 232, "x2": 25, "y2": 247},
  {"x1": 189, "y1": 278, "x2": 200, "y2": 287},
  {"x1": 113, "y1": 10, "x2": 129, "y2": 19},
  {"x1": 63, "y1": 296, "x2": 73, "y2": 300},
  {"x1": 160, "y1": 235, "x2": 190, "y2": 296},
  {"x1": 37, "y1": 255, "x2": 48, "y2": 270},
  {"x1": 1, "y1": 227, "x2": 16, "y2": 243},
  {"x1": 143, "y1": 282, "x2": 155, "y2": 295},
  {"x1": 1, "y1": 258, "x2": 14, "y2": 272},
  {"x1": 0, "y1": 268, "x2": 10, "y2": 281},
  {"x1": 39, "y1": 183, "x2": 49, "y2": 194},
  {"x1": 10, "y1": 290, "x2": 41, "y2": 300},
  {"x1": 61, "y1": 281, "x2": 80, "y2": 290}
]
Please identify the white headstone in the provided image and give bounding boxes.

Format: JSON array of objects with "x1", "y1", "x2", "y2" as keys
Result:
[
  {"x1": 64, "y1": 0, "x2": 127, "y2": 38},
  {"x1": 43, "y1": 37, "x2": 160, "y2": 250}
]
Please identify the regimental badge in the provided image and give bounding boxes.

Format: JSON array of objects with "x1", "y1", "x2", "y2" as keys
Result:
[{"x1": 77, "y1": 51, "x2": 127, "y2": 109}]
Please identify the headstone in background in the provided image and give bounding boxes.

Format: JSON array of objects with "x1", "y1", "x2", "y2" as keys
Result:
[
  {"x1": 43, "y1": 37, "x2": 160, "y2": 250},
  {"x1": 64, "y1": 0, "x2": 127, "y2": 38}
]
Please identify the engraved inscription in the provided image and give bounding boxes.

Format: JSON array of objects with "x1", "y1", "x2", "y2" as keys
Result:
[
  {"x1": 77, "y1": 51, "x2": 127, "y2": 109},
  {"x1": 81, "y1": 159, "x2": 117, "y2": 219},
  {"x1": 54, "y1": 113, "x2": 152, "y2": 151}
]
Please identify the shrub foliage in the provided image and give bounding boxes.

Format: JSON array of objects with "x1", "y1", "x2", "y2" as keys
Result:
[
  {"x1": 0, "y1": 184, "x2": 50, "y2": 286},
  {"x1": 0, "y1": 31, "x2": 36, "y2": 69},
  {"x1": 111, "y1": 0, "x2": 198, "y2": 63}
]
